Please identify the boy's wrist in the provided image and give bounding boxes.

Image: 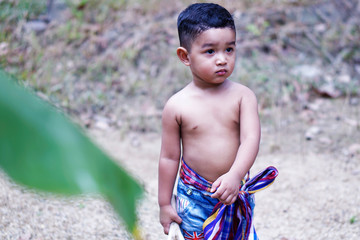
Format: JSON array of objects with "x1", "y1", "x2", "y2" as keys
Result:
[
  {"x1": 228, "y1": 167, "x2": 243, "y2": 180},
  {"x1": 159, "y1": 204, "x2": 172, "y2": 209},
  {"x1": 159, "y1": 200, "x2": 172, "y2": 208}
]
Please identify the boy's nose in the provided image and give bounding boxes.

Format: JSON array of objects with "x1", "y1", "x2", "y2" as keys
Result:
[{"x1": 216, "y1": 54, "x2": 227, "y2": 65}]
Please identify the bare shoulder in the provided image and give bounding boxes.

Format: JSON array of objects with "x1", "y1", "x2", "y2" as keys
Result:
[
  {"x1": 162, "y1": 85, "x2": 191, "y2": 118},
  {"x1": 229, "y1": 81, "x2": 258, "y2": 104}
]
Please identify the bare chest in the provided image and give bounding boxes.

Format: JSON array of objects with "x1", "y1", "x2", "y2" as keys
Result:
[{"x1": 179, "y1": 97, "x2": 240, "y2": 133}]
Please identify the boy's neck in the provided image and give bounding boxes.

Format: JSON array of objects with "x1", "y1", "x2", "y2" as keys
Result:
[{"x1": 191, "y1": 78, "x2": 230, "y2": 92}]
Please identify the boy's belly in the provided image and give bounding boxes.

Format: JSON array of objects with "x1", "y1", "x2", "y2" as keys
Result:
[{"x1": 182, "y1": 136, "x2": 240, "y2": 182}]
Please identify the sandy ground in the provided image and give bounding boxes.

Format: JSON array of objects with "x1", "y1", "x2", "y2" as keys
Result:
[{"x1": 1, "y1": 99, "x2": 359, "y2": 239}]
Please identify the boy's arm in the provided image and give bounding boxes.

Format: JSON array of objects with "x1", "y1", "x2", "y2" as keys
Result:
[
  {"x1": 211, "y1": 88, "x2": 260, "y2": 205},
  {"x1": 158, "y1": 100, "x2": 182, "y2": 234}
]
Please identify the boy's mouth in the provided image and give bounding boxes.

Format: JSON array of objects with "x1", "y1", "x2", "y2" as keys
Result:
[{"x1": 216, "y1": 69, "x2": 227, "y2": 76}]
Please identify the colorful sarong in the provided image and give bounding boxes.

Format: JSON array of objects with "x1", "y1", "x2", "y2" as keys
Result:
[{"x1": 179, "y1": 158, "x2": 278, "y2": 240}]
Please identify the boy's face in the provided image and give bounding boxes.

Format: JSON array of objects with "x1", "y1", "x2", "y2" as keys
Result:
[{"x1": 187, "y1": 28, "x2": 236, "y2": 86}]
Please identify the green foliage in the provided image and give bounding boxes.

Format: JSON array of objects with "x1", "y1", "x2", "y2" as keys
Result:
[
  {"x1": 350, "y1": 216, "x2": 357, "y2": 224},
  {"x1": 65, "y1": 0, "x2": 128, "y2": 22},
  {"x1": 0, "y1": 0, "x2": 46, "y2": 23},
  {"x1": 246, "y1": 24, "x2": 262, "y2": 36},
  {"x1": 0, "y1": 69, "x2": 143, "y2": 232},
  {"x1": 56, "y1": 20, "x2": 85, "y2": 43},
  {"x1": 0, "y1": 0, "x2": 46, "y2": 42},
  {"x1": 246, "y1": 21, "x2": 270, "y2": 37}
]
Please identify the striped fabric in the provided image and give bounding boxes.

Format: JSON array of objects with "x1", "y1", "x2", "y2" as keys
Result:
[
  {"x1": 180, "y1": 158, "x2": 213, "y2": 192},
  {"x1": 180, "y1": 158, "x2": 278, "y2": 240}
]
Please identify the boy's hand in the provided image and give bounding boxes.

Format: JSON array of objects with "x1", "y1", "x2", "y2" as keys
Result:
[
  {"x1": 159, "y1": 204, "x2": 182, "y2": 235},
  {"x1": 210, "y1": 172, "x2": 241, "y2": 205}
]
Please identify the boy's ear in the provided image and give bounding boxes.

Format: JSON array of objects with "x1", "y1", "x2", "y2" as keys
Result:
[{"x1": 176, "y1": 47, "x2": 190, "y2": 66}]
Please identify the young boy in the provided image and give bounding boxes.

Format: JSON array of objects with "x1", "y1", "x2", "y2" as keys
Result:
[{"x1": 158, "y1": 3, "x2": 264, "y2": 239}]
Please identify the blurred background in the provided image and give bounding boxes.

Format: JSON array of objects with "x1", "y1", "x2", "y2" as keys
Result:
[
  {"x1": 1, "y1": 0, "x2": 359, "y2": 133},
  {"x1": 1, "y1": 0, "x2": 359, "y2": 239}
]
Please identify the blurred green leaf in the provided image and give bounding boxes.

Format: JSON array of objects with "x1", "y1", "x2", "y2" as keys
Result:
[
  {"x1": 0, "y1": 69, "x2": 143, "y2": 232},
  {"x1": 246, "y1": 24, "x2": 261, "y2": 36}
]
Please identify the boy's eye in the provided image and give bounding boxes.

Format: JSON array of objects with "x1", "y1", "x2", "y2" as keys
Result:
[
  {"x1": 226, "y1": 47, "x2": 234, "y2": 53},
  {"x1": 205, "y1": 49, "x2": 215, "y2": 54}
]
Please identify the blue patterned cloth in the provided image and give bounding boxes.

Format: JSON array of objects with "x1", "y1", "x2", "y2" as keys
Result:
[{"x1": 179, "y1": 158, "x2": 278, "y2": 240}]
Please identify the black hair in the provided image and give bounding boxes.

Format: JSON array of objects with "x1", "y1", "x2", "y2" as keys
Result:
[{"x1": 177, "y1": 3, "x2": 235, "y2": 51}]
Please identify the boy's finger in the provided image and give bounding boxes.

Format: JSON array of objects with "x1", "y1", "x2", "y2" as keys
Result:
[
  {"x1": 164, "y1": 224, "x2": 170, "y2": 235},
  {"x1": 210, "y1": 179, "x2": 221, "y2": 193},
  {"x1": 211, "y1": 185, "x2": 225, "y2": 199},
  {"x1": 223, "y1": 193, "x2": 236, "y2": 205},
  {"x1": 211, "y1": 190, "x2": 219, "y2": 198},
  {"x1": 174, "y1": 214, "x2": 183, "y2": 224}
]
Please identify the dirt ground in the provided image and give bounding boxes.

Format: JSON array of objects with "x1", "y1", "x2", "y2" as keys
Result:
[{"x1": 1, "y1": 98, "x2": 359, "y2": 240}]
